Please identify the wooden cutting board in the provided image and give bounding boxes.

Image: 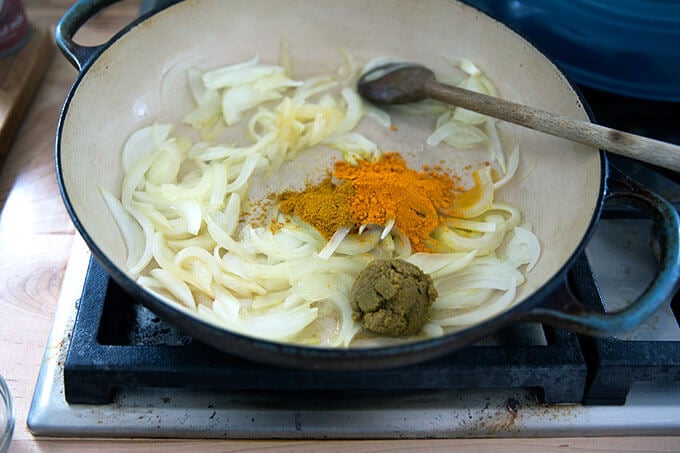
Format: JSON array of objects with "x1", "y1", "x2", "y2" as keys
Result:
[{"x1": 0, "y1": 25, "x2": 54, "y2": 169}]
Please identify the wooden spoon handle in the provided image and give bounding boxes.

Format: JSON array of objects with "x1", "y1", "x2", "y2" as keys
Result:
[{"x1": 424, "y1": 80, "x2": 680, "y2": 172}]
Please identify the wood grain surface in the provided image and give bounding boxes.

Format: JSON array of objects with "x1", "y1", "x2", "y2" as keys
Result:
[
  {"x1": 0, "y1": 1, "x2": 678, "y2": 451},
  {"x1": 0, "y1": 24, "x2": 53, "y2": 170}
]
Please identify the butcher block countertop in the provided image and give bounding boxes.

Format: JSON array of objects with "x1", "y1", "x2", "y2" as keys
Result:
[{"x1": 1, "y1": 1, "x2": 679, "y2": 451}]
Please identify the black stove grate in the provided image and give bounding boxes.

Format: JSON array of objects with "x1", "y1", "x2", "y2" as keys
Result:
[{"x1": 64, "y1": 257, "x2": 591, "y2": 405}]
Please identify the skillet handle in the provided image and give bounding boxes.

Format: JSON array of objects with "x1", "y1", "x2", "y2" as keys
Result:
[
  {"x1": 525, "y1": 169, "x2": 680, "y2": 336},
  {"x1": 55, "y1": 0, "x2": 123, "y2": 71}
]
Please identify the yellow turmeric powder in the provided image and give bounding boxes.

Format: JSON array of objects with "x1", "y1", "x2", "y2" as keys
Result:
[
  {"x1": 279, "y1": 152, "x2": 463, "y2": 251},
  {"x1": 279, "y1": 178, "x2": 354, "y2": 238},
  {"x1": 335, "y1": 152, "x2": 461, "y2": 251}
]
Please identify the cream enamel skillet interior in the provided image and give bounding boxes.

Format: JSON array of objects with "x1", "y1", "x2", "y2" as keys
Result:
[{"x1": 55, "y1": 0, "x2": 680, "y2": 369}]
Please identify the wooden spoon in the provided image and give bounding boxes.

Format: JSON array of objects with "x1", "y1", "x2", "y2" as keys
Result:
[{"x1": 358, "y1": 63, "x2": 680, "y2": 172}]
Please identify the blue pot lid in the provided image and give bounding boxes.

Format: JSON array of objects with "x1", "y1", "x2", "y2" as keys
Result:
[{"x1": 465, "y1": 0, "x2": 680, "y2": 101}]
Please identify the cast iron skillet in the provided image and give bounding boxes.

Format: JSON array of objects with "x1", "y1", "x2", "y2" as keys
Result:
[{"x1": 54, "y1": 0, "x2": 680, "y2": 370}]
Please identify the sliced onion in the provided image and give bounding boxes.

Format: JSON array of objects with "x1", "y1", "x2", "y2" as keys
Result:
[
  {"x1": 405, "y1": 250, "x2": 476, "y2": 276},
  {"x1": 149, "y1": 268, "x2": 196, "y2": 309},
  {"x1": 506, "y1": 226, "x2": 541, "y2": 271},
  {"x1": 122, "y1": 124, "x2": 173, "y2": 173},
  {"x1": 317, "y1": 226, "x2": 351, "y2": 259},
  {"x1": 100, "y1": 188, "x2": 144, "y2": 272},
  {"x1": 440, "y1": 166, "x2": 495, "y2": 219},
  {"x1": 434, "y1": 278, "x2": 517, "y2": 327},
  {"x1": 493, "y1": 144, "x2": 520, "y2": 190},
  {"x1": 380, "y1": 218, "x2": 395, "y2": 240},
  {"x1": 363, "y1": 104, "x2": 392, "y2": 129},
  {"x1": 426, "y1": 119, "x2": 488, "y2": 148},
  {"x1": 485, "y1": 118, "x2": 506, "y2": 173}
]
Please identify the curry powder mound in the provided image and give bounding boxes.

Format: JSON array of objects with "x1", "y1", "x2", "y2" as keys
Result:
[
  {"x1": 279, "y1": 178, "x2": 354, "y2": 239},
  {"x1": 278, "y1": 152, "x2": 462, "y2": 251}
]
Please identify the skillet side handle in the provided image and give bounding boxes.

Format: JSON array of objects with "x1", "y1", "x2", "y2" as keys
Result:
[
  {"x1": 55, "y1": 0, "x2": 123, "y2": 71},
  {"x1": 525, "y1": 171, "x2": 680, "y2": 336}
]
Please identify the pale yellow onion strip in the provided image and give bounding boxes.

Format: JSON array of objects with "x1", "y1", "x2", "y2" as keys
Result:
[
  {"x1": 292, "y1": 76, "x2": 338, "y2": 104},
  {"x1": 433, "y1": 261, "x2": 523, "y2": 296},
  {"x1": 291, "y1": 272, "x2": 338, "y2": 302},
  {"x1": 128, "y1": 199, "x2": 172, "y2": 232},
  {"x1": 209, "y1": 163, "x2": 228, "y2": 209},
  {"x1": 362, "y1": 104, "x2": 392, "y2": 129},
  {"x1": 509, "y1": 226, "x2": 541, "y2": 272},
  {"x1": 157, "y1": 166, "x2": 214, "y2": 202},
  {"x1": 485, "y1": 118, "x2": 506, "y2": 173},
  {"x1": 488, "y1": 202, "x2": 522, "y2": 229},
  {"x1": 405, "y1": 250, "x2": 477, "y2": 276},
  {"x1": 175, "y1": 200, "x2": 202, "y2": 236},
  {"x1": 441, "y1": 166, "x2": 494, "y2": 219},
  {"x1": 430, "y1": 251, "x2": 479, "y2": 279},
  {"x1": 221, "y1": 84, "x2": 283, "y2": 126},
  {"x1": 151, "y1": 232, "x2": 212, "y2": 295},
  {"x1": 277, "y1": 222, "x2": 326, "y2": 249},
  {"x1": 196, "y1": 301, "x2": 318, "y2": 342},
  {"x1": 443, "y1": 217, "x2": 497, "y2": 233},
  {"x1": 335, "y1": 88, "x2": 363, "y2": 133},
  {"x1": 244, "y1": 227, "x2": 316, "y2": 261},
  {"x1": 252, "y1": 72, "x2": 303, "y2": 93},
  {"x1": 247, "y1": 110, "x2": 276, "y2": 142},
  {"x1": 435, "y1": 273, "x2": 515, "y2": 294},
  {"x1": 435, "y1": 278, "x2": 517, "y2": 327},
  {"x1": 436, "y1": 109, "x2": 452, "y2": 129},
  {"x1": 380, "y1": 218, "x2": 395, "y2": 240},
  {"x1": 183, "y1": 68, "x2": 221, "y2": 127},
  {"x1": 492, "y1": 143, "x2": 520, "y2": 191},
  {"x1": 191, "y1": 145, "x2": 250, "y2": 161},
  {"x1": 124, "y1": 203, "x2": 157, "y2": 275},
  {"x1": 211, "y1": 285, "x2": 242, "y2": 318},
  {"x1": 213, "y1": 260, "x2": 268, "y2": 297},
  {"x1": 149, "y1": 268, "x2": 196, "y2": 309},
  {"x1": 100, "y1": 188, "x2": 145, "y2": 272},
  {"x1": 431, "y1": 288, "x2": 495, "y2": 310},
  {"x1": 317, "y1": 226, "x2": 351, "y2": 260},
  {"x1": 207, "y1": 63, "x2": 282, "y2": 89},
  {"x1": 251, "y1": 289, "x2": 293, "y2": 310},
  {"x1": 286, "y1": 255, "x2": 368, "y2": 281},
  {"x1": 223, "y1": 154, "x2": 260, "y2": 192},
  {"x1": 422, "y1": 321, "x2": 444, "y2": 338},
  {"x1": 323, "y1": 132, "x2": 378, "y2": 165},
  {"x1": 335, "y1": 229, "x2": 381, "y2": 255},
  {"x1": 427, "y1": 120, "x2": 488, "y2": 149},
  {"x1": 145, "y1": 141, "x2": 183, "y2": 186},
  {"x1": 433, "y1": 223, "x2": 505, "y2": 255},
  {"x1": 122, "y1": 124, "x2": 173, "y2": 173},
  {"x1": 335, "y1": 47, "x2": 360, "y2": 85},
  {"x1": 327, "y1": 293, "x2": 361, "y2": 348},
  {"x1": 204, "y1": 213, "x2": 253, "y2": 257},
  {"x1": 221, "y1": 192, "x2": 241, "y2": 236},
  {"x1": 459, "y1": 59, "x2": 482, "y2": 77},
  {"x1": 391, "y1": 227, "x2": 412, "y2": 259},
  {"x1": 168, "y1": 234, "x2": 216, "y2": 250},
  {"x1": 200, "y1": 54, "x2": 260, "y2": 85},
  {"x1": 301, "y1": 112, "x2": 329, "y2": 148},
  {"x1": 121, "y1": 147, "x2": 163, "y2": 206},
  {"x1": 174, "y1": 246, "x2": 221, "y2": 277}
]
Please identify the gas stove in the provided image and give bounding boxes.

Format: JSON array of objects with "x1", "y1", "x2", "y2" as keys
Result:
[
  {"x1": 26, "y1": 0, "x2": 680, "y2": 439},
  {"x1": 26, "y1": 94, "x2": 680, "y2": 437},
  {"x1": 24, "y1": 202, "x2": 680, "y2": 438}
]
